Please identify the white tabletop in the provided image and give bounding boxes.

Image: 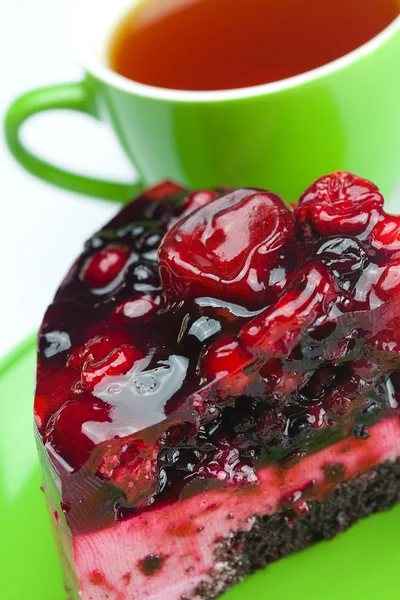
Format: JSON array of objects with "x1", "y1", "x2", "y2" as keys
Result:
[{"x1": 0, "y1": 0, "x2": 136, "y2": 358}]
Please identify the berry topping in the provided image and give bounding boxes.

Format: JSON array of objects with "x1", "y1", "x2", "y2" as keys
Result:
[
  {"x1": 81, "y1": 344, "x2": 142, "y2": 391},
  {"x1": 314, "y1": 236, "x2": 368, "y2": 281},
  {"x1": 202, "y1": 336, "x2": 253, "y2": 397},
  {"x1": 179, "y1": 189, "x2": 220, "y2": 216},
  {"x1": 81, "y1": 246, "x2": 130, "y2": 288},
  {"x1": 158, "y1": 189, "x2": 295, "y2": 308},
  {"x1": 323, "y1": 371, "x2": 367, "y2": 418},
  {"x1": 295, "y1": 172, "x2": 383, "y2": 236},
  {"x1": 255, "y1": 409, "x2": 286, "y2": 441},
  {"x1": 67, "y1": 331, "x2": 133, "y2": 370},
  {"x1": 114, "y1": 294, "x2": 161, "y2": 319},
  {"x1": 370, "y1": 216, "x2": 400, "y2": 254},
  {"x1": 34, "y1": 176, "x2": 400, "y2": 530},
  {"x1": 376, "y1": 256, "x2": 400, "y2": 302},
  {"x1": 47, "y1": 399, "x2": 111, "y2": 471},
  {"x1": 99, "y1": 439, "x2": 158, "y2": 504},
  {"x1": 238, "y1": 263, "x2": 337, "y2": 358}
]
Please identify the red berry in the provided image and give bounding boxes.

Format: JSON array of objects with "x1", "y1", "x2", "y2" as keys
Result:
[
  {"x1": 49, "y1": 400, "x2": 111, "y2": 471},
  {"x1": 180, "y1": 190, "x2": 220, "y2": 216},
  {"x1": 370, "y1": 216, "x2": 400, "y2": 254},
  {"x1": 67, "y1": 331, "x2": 132, "y2": 370},
  {"x1": 145, "y1": 181, "x2": 186, "y2": 200},
  {"x1": 202, "y1": 335, "x2": 253, "y2": 396},
  {"x1": 239, "y1": 263, "x2": 337, "y2": 358},
  {"x1": 324, "y1": 374, "x2": 367, "y2": 417},
  {"x1": 81, "y1": 344, "x2": 141, "y2": 391},
  {"x1": 375, "y1": 256, "x2": 400, "y2": 302},
  {"x1": 98, "y1": 439, "x2": 158, "y2": 503},
  {"x1": 158, "y1": 189, "x2": 295, "y2": 308},
  {"x1": 81, "y1": 246, "x2": 129, "y2": 288},
  {"x1": 295, "y1": 172, "x2": 383, "y2": 236},
  {"x1": 35, "y1": 362, "x2": 82, "y2": 432}
]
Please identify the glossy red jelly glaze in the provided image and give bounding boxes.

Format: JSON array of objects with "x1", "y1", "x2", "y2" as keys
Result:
[
  {"x1": 35, "y1": 174, "x2": 400, "y2": 532},
  {"x1": 159, "y1": 189, "x2": 295, "y2": 308}
]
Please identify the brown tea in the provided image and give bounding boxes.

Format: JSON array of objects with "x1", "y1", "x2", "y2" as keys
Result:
[{"x1": 110, "y1": 0, "x2": 400, "y2": 91}]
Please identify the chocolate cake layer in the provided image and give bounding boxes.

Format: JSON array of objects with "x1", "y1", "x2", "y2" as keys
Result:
[{"x1": 194, "y1": 459, "x2": 400, "y2": 600}]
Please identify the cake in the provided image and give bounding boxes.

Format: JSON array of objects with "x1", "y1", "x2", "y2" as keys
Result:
[{"x1": 35, "y1": 173, "x2": 400, "y2": 600}]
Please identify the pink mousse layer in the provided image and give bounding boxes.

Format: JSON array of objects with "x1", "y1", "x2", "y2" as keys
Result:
[{"x1": 56, "y1": 416, "x2": 400, "y2": 600}]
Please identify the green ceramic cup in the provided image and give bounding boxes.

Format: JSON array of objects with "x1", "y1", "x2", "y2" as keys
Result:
[{"x1": 4, "y1": 0, "x2": 400, "y2": 204}]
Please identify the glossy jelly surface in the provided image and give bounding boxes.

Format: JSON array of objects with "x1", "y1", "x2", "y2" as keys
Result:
[{"x1": 34, "y1": 174, "x2": 400, "y2": 532}]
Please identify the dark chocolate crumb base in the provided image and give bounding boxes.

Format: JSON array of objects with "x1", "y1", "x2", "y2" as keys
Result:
[{"x1": 192, "y1": 459, "x2": 400, "y2": 600}]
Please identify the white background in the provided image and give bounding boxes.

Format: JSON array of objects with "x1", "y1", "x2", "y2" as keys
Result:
[{"x1": 0, "y1": 0, "x2": 137, "y2": 357}]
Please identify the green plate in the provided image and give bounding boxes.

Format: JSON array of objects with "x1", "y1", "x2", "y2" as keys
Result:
[{"x1": 2, "y1": 337, "x2": 400, "y2": 600}]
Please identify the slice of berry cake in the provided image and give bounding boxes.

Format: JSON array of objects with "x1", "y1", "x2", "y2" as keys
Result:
[{"x1": 35, "y1": 173, "x2": 400, "y2": 600}]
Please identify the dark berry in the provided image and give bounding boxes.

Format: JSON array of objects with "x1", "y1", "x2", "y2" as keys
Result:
[
  {"x1": 255, "y1": 410, "x2": 286, "y2": 442},
  {"x1": 315, "y1": 235, "x2": 368, "y2": 281},
  {"x1": 259, "y1": 359, "x2": 283, "y2": 394},
  {"x1": 287, "y1": 413, "x2": 309, "y2": 438},
  {"x1": 324, "y1": 373, "x2": 367, "y2": 417},
  {"x1": 189, "y1": 440, "x2": 258, "y2": 486},
  {"x1": 136, "y1": 231, "x2": 163, "y2": 256},
  {"x1": 131, "y1": 263, "x2": 158, "y2": 284},
  {"x1": 138, "y1": 554, "x2": 166, "y2": 576}
]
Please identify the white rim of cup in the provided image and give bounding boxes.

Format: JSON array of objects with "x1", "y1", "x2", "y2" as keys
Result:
[{"x1": 69, "y1": 0, "x2": 400, "y2": 103}]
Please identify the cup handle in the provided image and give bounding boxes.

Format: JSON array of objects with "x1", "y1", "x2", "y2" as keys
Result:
[{"x1": 4, "y1": 81, "x2": 142, "y2": 203}]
